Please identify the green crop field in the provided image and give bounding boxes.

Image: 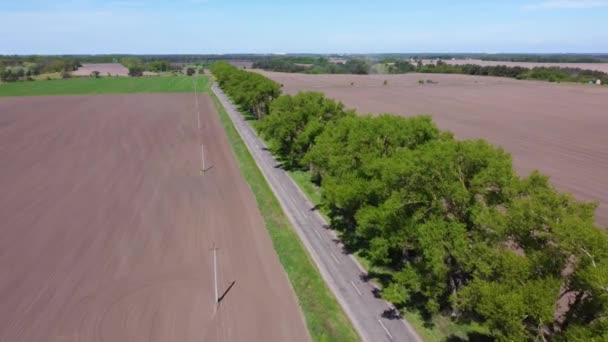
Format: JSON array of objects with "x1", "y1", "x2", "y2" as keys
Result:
[{"x1": 0, "y1": 76, "x2": 209, "y2": 97}]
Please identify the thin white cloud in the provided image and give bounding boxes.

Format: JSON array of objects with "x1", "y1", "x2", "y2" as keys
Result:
[{"x1": 524, "y1": 0, "x2": 608, "y2": 10}]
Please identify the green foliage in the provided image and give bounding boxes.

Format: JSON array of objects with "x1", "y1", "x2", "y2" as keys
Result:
[
  {"x1": 308, "y1": 120, "x2": 607, "y2": 341},
  {"x1": 186, "y1": 67, "x2": 196, "y2": 76},
  {"x1": 211, "y1": 61, "x2": 281, "y2": 119},
  {"x1": 128, "y1": 65, "x2": 145, "y2": 77},
  {"x1": 258, "y1": 92, "x2": 355, "y2": 168},
  {"x1": 304, "y1": 115, "x2": 444, "y2": 231},
  {"x1": 344, "y1": 59, "x2": 370, "y2": 75},
  {"x1": 417, "y1": 62, "x2": 464, "y2": 74},
  {"x1": 1, "y1": 62, "x2": 46, "y2": 82},
  {"x1": 43, "y1": 58, "x2": 81, "y2": 73},
  {"x1": 120, "y1": 57, "x2": 144, "y2": 69},
  {"x1": 388, "y1": 60, "x2": 416, "y2": 74},
  {"x1": 253, "y1": 57, "x2": 370, "y2": 75},
  {"x1": 252, "y1": 55, "x2": 607, "y2": 83},
  {"x1": 419, "y1": 62, "x2": 608, "y2": 83},
  {"x1": 1, "y1": 69, "x2": 18, "y2": 82},
  {"x1": 253, "y1": 58, "x2": 311, "y2": 73},
  {"x1": 147, "y1": 60, "x2": 171, "y2": 72}
]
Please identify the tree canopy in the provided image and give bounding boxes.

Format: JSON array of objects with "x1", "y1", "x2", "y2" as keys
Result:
[
  {"x1": 258, "y1": 92, "x2": 355, "y2": 168},
  {"x1": 128, "y1": 65, "x2": 144, "y2": 77},
  {"x1": 211, "y1": 61, "x2": 281, "y2": 119}
]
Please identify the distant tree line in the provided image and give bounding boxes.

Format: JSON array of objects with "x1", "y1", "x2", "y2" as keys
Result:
[
  {"x1": 252, "y1": 57, "x2": 608, "y2": 84},
  {"x1": 1, "y1": 68, "x2": 31, "y2": 82},
  {"x1": 0, "y1": 56, "x2": 189, "y2": 82},
  {"x1": 252, "y1": 58, "x2": 311, "y2": 73},
  {"x1": 147, "y1": 60, "x2": 171, "y2": 72},
  {"x1": 377, "y1": 54, "x2": 608, "y2": 64},
  {"x1": 388, "y1": 60, "x2": 416, "y2": 74},
  {"x1": 213, "y1": 62, "x2": 608, "y2": 341},
  {"x1": 118, "y1": 58, "x2": 189, "y2": 77},
  {"x1": 479, "y1": 54, "x2": 608, "y2": 63},
  {"x1": 0, "y1": 57, "x2": 81, "y2": 82},
  {"x1": 417, "y1": 60, "x2": 608, "y2": 84},
  {"x1": 253, "y1": 57, "x2": 372, "y2": 75}
]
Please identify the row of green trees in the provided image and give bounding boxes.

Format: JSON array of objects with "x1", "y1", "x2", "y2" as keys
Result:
[
  {"x1": 480, "y1": 54, "x2": 608, "y2": 63},
  {"x1": 253, "y1": 57, "x2": 607, "y2": 84},
  {"x1": 417, "y1": 60, "x2": 608, "y2": 83},
  {"x1": 387, "y1": 60, "x2": 417, "y2": 74},
  {"x1": 252, "y1": 58, "x2": 311, "y2": 73},
  {"x1": 43, "y1": 59, "x2": 81, "y2": 73},
  {"x1": 211, "y1": 61, "x2": 281, "y2": 119},
  {"x1": 213, "y1": 63, "x2": 607, "y2": 341},
  {"x1": 120, "y1": 58, "x2": 182, "y2": 76}
]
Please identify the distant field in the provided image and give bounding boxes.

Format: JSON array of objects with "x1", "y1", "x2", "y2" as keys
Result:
[
  {"x1": 72, "y1": 63, "x2": 158, "y2": 77},
  {"x1": 0, "y1": 76, "x2": 209, "y2": 96},
  {"x1": 429, "y1": 59, "x2": 608, "y2": 73},
  {"x1": 73, "y1": 63, "x2": 129, "y2": 77}
]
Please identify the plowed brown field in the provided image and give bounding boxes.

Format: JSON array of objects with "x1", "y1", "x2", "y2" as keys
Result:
[
  {"x1": 0, "y1": 93, "x2": 309, "y2": 342},
  {"x1": 257, "y1": 70, "x2": 608, "y2": 226},
  {"x1": 73, "y1": 63, "x2": 129, "y2": 76}
]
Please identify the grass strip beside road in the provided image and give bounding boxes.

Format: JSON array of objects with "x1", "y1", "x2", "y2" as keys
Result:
[
  {"x1": 210, "y1": 92, "x2": 360, "y2": 342},
  {"x1": 0, "y1": 76, "x2": 209, "y2": 97}
]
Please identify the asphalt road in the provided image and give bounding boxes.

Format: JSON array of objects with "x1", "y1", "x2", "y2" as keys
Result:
[{"x1": 212, "y1": 84, "x2": 421, "y2": 342}]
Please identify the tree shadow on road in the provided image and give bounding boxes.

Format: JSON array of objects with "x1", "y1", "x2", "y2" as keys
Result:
[
  {"x1": 382, "y1": 307, "x2": 403, "y2": 320},
  {"x1": 239, "y1": 109, "x2": 257, "y2": 122},
  {"x1": 359, "y1": 270, "x2": 392, "y2": 289}
]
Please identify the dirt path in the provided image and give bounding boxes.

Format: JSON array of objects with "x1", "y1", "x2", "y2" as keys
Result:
[
  {"x1": 257, "y1": 70, "x2": 608, "y2": 226},
  {"x1": 0, "y1": 93, "x2": 309, "y2": 342}
]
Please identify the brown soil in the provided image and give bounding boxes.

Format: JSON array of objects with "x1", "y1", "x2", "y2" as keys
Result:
[
  {"x1": 73, "y1": 63, "x2": 130, "y2": 76},
  {"x1": 0, "y1": 93, "x2": 309, "y2": 342},
  {"x1": 257, "y1": 70, "x2": 608, "y2": 226},
  {"x1": 430, "y1": 59, "x2": 608, "y2": 74}
]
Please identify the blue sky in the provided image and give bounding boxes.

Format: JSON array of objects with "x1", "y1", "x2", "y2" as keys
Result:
[{"x1": 1, "y1": 0, "x2": 607, "y2": 54}]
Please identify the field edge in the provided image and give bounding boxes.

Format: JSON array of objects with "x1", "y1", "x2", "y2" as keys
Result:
[
  {"x1": 209, "y1": 91, "x2": 361, "y2": 342},
  {"x1": 0, "y1": 76, "x2": 210, "y2": 97}
]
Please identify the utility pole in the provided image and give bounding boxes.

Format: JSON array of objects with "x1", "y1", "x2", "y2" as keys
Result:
[
  {"x1": 211, "y1": 243, "x2": 219, "y2": 304},
  {"x1": 209, "y1": 243, "x2": 236, "y2": 312},
  {"x1": 201, "y1": 144, "x2": 206, "y2": 174}
]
